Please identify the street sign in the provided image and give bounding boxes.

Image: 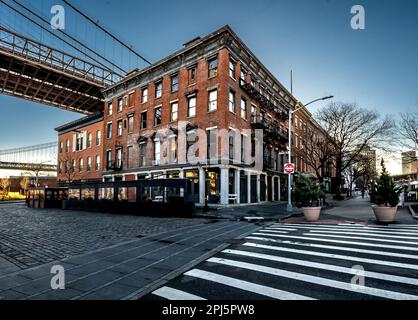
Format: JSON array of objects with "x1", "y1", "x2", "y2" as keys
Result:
[{"x1": 284, "y1": 163, "x2": 295, "y2": 174}]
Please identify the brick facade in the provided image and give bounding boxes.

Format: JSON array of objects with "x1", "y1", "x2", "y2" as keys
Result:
[{"x1": 55, "y1": 25, "x2": 334, "y2": 205}]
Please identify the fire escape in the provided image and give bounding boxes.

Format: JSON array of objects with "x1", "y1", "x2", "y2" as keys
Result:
[{"x1": 240, "y1": 83, "x2": 289, "y2": 171}]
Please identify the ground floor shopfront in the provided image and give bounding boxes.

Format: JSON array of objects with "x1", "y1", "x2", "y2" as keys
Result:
[{"x1": 103, "y1": 165, "x2": 288, "y2": 207}]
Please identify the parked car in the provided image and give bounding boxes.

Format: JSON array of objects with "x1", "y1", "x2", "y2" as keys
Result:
[{"x1": 406, "y1": 191, "x2": 417, "y2": 202}]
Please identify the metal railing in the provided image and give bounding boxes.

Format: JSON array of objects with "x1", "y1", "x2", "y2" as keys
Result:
[{"x1": 0, "y1": 27, "x2": 122, "y2": 86}]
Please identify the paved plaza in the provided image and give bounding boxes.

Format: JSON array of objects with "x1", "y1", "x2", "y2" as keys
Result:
[{"x1": 0, "y1": 203, "x2": 207, "y2": 274}]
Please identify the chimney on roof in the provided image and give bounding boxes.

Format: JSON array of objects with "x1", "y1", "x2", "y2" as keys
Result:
[{"x1": 183, "y1": 36, "x2": 201, "y2": 47}]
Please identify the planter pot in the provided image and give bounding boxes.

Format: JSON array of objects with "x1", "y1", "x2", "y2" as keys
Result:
[
  {"x1": 302, "y1": 207, "x2": 321, "y2": 222},
  {"x1": 372, "y1": 205, "x2": 397, "y2": 223}
]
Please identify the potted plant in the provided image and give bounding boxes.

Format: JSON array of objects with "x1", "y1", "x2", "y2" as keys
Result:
[
  {"x1": 293, "y1": 174, "x2": 324, "y2": 222},
  {"x1": 369, "y1": 159, "x2": 403, "y2": 223}
]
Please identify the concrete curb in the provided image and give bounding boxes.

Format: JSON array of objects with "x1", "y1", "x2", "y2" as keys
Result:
[
  {"x1": 0, "y1": 200, "x2": 25, "y2": 205},
  {"x1": 408, "y1": 205, "x2": 418, "y2": 219}
]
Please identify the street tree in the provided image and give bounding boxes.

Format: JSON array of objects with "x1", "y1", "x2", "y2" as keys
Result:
[
  {"x1": 316, "y1": 102, "x2": 395, "y2": 199},
  {"x1": 296, "y1": 125, "x2": 335, "y2": 183},
  {"x1": 398, "y1": 111, "x2": 418, "y2": 164},
  {"x1": 0, "y1": 177, "x2": 11, "y2": 196},
  {"x1": 20, "y1": 176, "x2": 30, "y2": 193}
]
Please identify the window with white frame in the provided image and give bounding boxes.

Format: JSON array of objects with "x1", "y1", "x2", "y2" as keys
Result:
[
  {"x1": 187, "y1": 96, "x2": 196, "y2": 117},
  {"x1": 155, "y1": 81, "x2": 162, "y2": 98},
  {"x1": 96, "y1": 130, "x2": 101, "y2": 146},
  {"x1": 87, "y1": 157, "x2": 92, "y2": 171},
  {"x1": 154, "y1": 140, "x2": 161, "y2": 162},
  {"x1": 171, "y1": 74, "x2": 179, "y2": 92},
  {"x1": 240, "y1": 97, "x2": 247, "y2": 119},
  {"x1": 117, "y1": 97, "x2": 123, "y2": 112},
  {"x1": 229, "y1": 59, "x2": 236, "y2": 79},
  {"x1": 208, "y1": 57, "x2": 218, "y2": 78},
  {"x1": 171, "y1": 102, "x2": 178, "y2": 122},
  {"x1": 108, "y1": 102, "x2": 113, "y2": 115},
  {"x1": 95, "y1": 155, "x2": 100, "y2": 171},
  {"x1": 141, "y1": 87, "x2": 148, "y2": 103},
  {"x1": 208, "y1": 89, "x2": 217, "y2": 112},
  {"x1": 229, "y1": 90, "x2": 235, "y2": 113}
]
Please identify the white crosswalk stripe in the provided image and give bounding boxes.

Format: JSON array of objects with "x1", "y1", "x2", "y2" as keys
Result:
[{"x1": 148, "y1": 223, "x2": 418, "y2": 300}]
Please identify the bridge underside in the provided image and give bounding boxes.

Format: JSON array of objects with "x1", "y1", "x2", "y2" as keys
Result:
[{"x1": 0, "y1": 52, "x2": 104, "y2": 114}]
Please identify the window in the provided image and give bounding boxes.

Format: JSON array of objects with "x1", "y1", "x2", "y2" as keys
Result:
[
  {"x1": 96, "y1": 130, "x2": 101, "y2": 146},
  {"x1": 129, "y1": 93, "x2": 134, "y2": 107},
  {"x1": 207, "y1": 128, "x2": 217, "y2": 161},
  {"x1": 228, "y1": 90, "x2": 235, "y2": 113},
  {"x1": 240, "y1": 97, "x2": 247, "y2": 119},
  {"x1": 65, "y1": 140, "x2": 69, "y2": 153},
  {"x1": 141, "y1": 111, "x2": 147, "y2": 129},
  {"x1": 154, "y1": 107, "x2": 162, "y2": 126},
  {"x1": 76, "y1": 132, "x2": 84, "y2": 151},
  {"x1": 128, "y1": 115, "x2": 134, "y2": 133},
  {"x1": 251, "y1": 78, "x2": 256, "y2": 88},
  {"x1": 127, "y1": 146, "x2": 133, "y2": 168},
  {"x1": 208, "y1": 89, "x2": 217, "y2": 112},
  {"x1": 141, "y1": 87, "x2": 148, "y2": 103},
  {"x1": 171, "y1": 102, "x2": 178, "y2": 122},
  {"x1": 108, "y1": 102, "x2": 113, "y2": 116},
  {"x1": 71, "y1": 159, "x2": 76, "y2": 172},
  {"x1": 107, "y1": 123, "x2": 112, "y2": 139},
  {"x1": 116, "y1": 148, "x2": 122, "y2": 168},
  {"x1": 58, "y1": 161, "x2": 63, "y2": 174},
  {"x1": 208, "y1": 57, "x2": 218, "y2": 78},
  {"x1": 86, "y1": 157, "x2": 92, "y2": 171},
  {"x1": 154, "y1": 140, "x2": 161, "y2": 162},
  {"x1": 117, "y1": 97, "x2": 123, "y2": 112},
  {"x1": 188, "y1": 67, "x2": 196, "y2": 84},
  {"x1": 95, "y1": 155, "x2": 101, "y2": 171},
  {"x1": 187, "y1": 96, "x2": 196, "y2": 117},
  {"x1": 155, "y1": 81, "x2": 162, "y2": 98},
  {"x1": 171, "y1": 75, "x2": 179, "y2": 92},
  {"x1": 79, "y1": 158, "x2": 83, "y2": 172},
  {"x1": 240, "y1": 68, "x2": 247, "y2": 85},
  {"x1": 251, "y1": 104, "x2": 257, "y2": 122},
  {"x1": 229, "y1": 130, "x2": 234, "y2": 160},
  {"x1": 59, "y1": 142, "x2": 63, "y2": 153},
  {"x1": 117, "y1": 120, "x2": 123, "y2": 136},
  {"x1": 229, "y1": 60, "x2": 236, "y2": 79},
  {"x1": 169, "y1": 137, "x2": 177, "y2": 163},
  {"x1": 241, "y1": 134, "x2": 246, "y2": 163},
  {"x1": 87, "y1": 133, "x2": 92, "y2": 148},
  {"x1": 139, "y1": 143, "x2": 147, "y2": 167}
]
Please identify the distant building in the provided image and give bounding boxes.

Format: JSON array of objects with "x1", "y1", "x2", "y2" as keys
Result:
[{"x1": 402, "y1": 151, "x2": 418, "y2": 175}]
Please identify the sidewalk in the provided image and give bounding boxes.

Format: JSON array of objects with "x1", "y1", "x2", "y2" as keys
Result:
[
  {"x1": 0, "y1": 220, "x2": 260, "y2": 300},
  {"x1": 312, "y1": 196, "x2": 418, "y2": 225}
]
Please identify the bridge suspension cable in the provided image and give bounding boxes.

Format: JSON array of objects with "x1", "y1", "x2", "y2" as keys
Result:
[
  {"x1": 0, "y1": 0, "x2": 125, "y2": 76},
  {"x1": 62, "y1": 0, "x2": 152, "y2": 66}
]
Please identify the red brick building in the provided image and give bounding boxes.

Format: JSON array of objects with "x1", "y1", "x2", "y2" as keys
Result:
[
  {"x1": 55, "y1": 26, "x2": 333, "y2": 205},
  {"x1": 55, "y1": 112, "x2": 104, "y2": 184}
]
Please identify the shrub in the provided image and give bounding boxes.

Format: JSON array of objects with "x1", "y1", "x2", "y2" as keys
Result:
[
  {"x1": 293, "y1": 175, "x2": 324, "y2": 207},
  {"x1": 370, "y1": 159, "x2": 402, "y2": 207}
]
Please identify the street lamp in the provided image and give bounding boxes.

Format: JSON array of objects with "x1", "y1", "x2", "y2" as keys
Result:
[{"x1": 286, "y1": 95, "x2": 334, "y2": 212}]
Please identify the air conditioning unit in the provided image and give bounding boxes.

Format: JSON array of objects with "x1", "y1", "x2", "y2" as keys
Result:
[{"x1": 152, "y1": 160, "x2": 160, "y2": 166}]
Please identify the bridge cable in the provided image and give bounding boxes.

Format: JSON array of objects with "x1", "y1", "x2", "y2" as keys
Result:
[
  {"x1": 0, "y1": 0, "x2": 125, "y2": 77},
  {"x1": 7, "y1": 0, "x2": 127, "y2": 75},
  {"x1": 62, "y1": 0, "x2": 152, "y2": 65}
]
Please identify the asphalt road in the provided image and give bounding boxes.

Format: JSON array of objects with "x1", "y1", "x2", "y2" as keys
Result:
[{"x1": 142, "y1": 222, "x2": 418, "y2": 300}]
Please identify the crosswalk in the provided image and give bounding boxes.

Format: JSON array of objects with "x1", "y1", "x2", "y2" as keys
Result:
[{"x1": 143, "y1": 223, "x2": 418, "y2": 300}]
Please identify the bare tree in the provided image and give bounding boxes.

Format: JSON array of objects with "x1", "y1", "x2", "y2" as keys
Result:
[
  {"x1": 316, "y1": 102, "x2": 395, "y2": 199},
  {"x1": 0, "y1": 178, "x2": 10, "y2": 197},
  {"x1": 296, "y1": 125, "x2": 335, "y2": 183},
  {"x1": 58, "y1": 152, "x2": 83, "y2": 185},
  {"x1": 398, "y1": 112, "x2": 418, "y2": 164},
  {"x1": 20, "y1": 176, "x2": 30, "y2": 193}
]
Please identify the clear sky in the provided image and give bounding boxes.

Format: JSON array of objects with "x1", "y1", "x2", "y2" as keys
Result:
[{"x1": 0, "y1": 0, "x2": 417, "y2": 173}]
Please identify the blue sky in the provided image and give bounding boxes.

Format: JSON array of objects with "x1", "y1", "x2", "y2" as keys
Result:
[{"x1": 0, "y1": 0, "x2": 417, "y2": 172}]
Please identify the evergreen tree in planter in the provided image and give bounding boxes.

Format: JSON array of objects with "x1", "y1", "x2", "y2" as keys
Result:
[
  {"x1": 370, "y1": 159, "x2": 402, "y2": 223},
  {"x1": 293, "y1": 175, "x2": 324, "y2": 221}
]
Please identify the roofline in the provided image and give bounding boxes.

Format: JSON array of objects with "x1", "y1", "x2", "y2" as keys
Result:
[{"x1": 55, "y1": 112, "x2": 103, "y2": 133}]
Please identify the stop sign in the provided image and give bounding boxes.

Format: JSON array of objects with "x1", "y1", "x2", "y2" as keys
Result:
[{"x1": 284, "y1": 163, "x2": 295, "y2": 174}]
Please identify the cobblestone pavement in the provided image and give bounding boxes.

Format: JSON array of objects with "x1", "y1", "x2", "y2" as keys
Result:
[{"x1": 0, "y1": 203, "x2": 207, "y2": 274}]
